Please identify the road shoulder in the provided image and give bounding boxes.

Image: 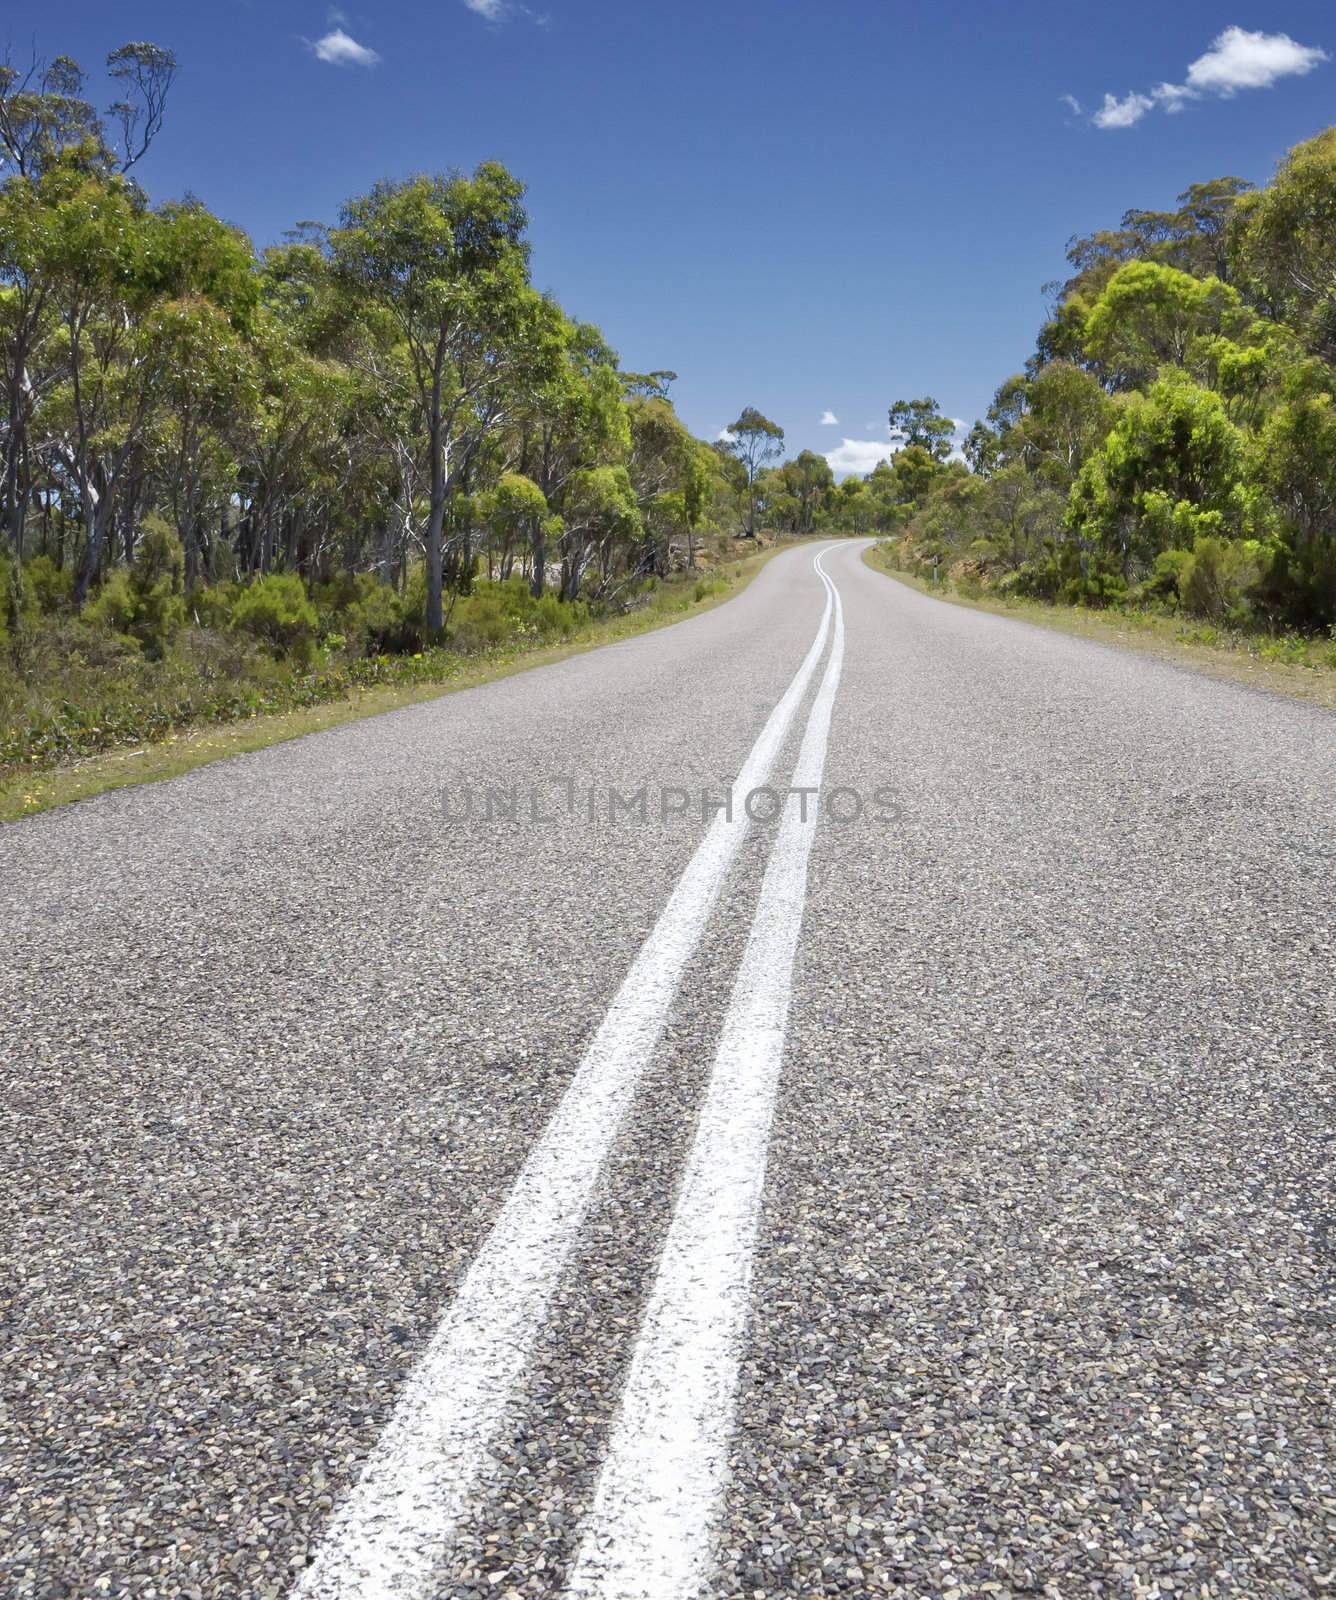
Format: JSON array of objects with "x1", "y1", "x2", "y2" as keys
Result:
[{"x1": 861, "y1": 544, "x2": 1336, "y2": 714}]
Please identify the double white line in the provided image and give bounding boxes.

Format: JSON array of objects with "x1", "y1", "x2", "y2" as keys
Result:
[{"x1": 295, "y1": 551, "x2": 846, "y2": 1600}]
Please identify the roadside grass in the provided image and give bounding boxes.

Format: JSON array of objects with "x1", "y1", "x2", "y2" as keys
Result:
[
  {"x1": 0, "y1": 540, "x2": 801, "y2": 824},
  {"x1": 862, "y1": 543, "x2": 1336, "y2": 713}
]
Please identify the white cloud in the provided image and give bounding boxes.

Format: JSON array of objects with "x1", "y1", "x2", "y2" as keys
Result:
[
  {"x1": 824, "y1": 438, "x2": 895, "y2": 479},
  {"x1": 1060, "y1": 93, "x2": 1083, "y2": 116},
  {"x1": 1093, "y1": 90, "x2": 1153, "y2": 129},
  {"x1": 1152, "y1": 81, "x2": 1194, "y2": 114},
  {"x1": 311, "y1": 28, "x2": 380, "y2": 66},
  {"x1": 1089, "y1": 26, "x2": 1327, "y2": 130},
  {"x1": 462, "y1": 1, "x2": 550, "y2": 25},
  {"x1": 716, "y1": 428, "x2": 736, "y2": 444},
  {"x1": 1186, "y1": 25, "x2": 1328, "y2": 95},
  {"x1": 820, "y1": 410, "x2": 839, "y2": 426}
]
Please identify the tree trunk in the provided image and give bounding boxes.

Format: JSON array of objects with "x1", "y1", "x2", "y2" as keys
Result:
[
  {"x1": 531, "y1": 517, "x2": 547, "y2": 599},
  {"x1": 4, "y1": 326, "x2": 30, "y2": 561},
  {"x1": 426, "y1": 378, "x2": 446, "y2": 633},
  {"x1": 73, "y1": 484, "x2": 114, "y2": 608}
]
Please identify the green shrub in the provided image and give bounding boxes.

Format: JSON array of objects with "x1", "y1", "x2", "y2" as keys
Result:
[
  {"x1": 84, "y1": 569, "x2": 140, "y2": 647},
  {"x1": 315, "y1": 571, "x2": 410, "y2": 656},
  {"x1": 1126, "y1": 544, "x2": 1190, "y2": 604},
  {"x1": 84, "y1": 518, "x2": 187, "y2": 659},
  {"x1": 449, "y1": 590, "x2": 510, "y2": 652},
  {"x1": 192, "y1": 580, "x2": 240, "y2": 630},
  {"x1": 0, "y1": 554, "x2": 14, "y2": 661},
  {"x1": 998, "y1": 560, "x2": 1061, "y2": 601},
  {"x1": 230, "y1": 573, "x2": 319, "y2": 663},
  {"x1": 21, "y1": 554, "x2": 72, "y2": 616},
  {"x1": 1178, "y1": 536, "x2": 1262, "y2": 623},
  {"x1": 533, "y1": 592, "x2": 582, "y2": 636}
]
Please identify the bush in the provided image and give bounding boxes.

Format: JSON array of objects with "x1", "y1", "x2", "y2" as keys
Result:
[
  {"x1": 230, "y1": 573, "x2": 319, "y2": 663},
  {"x1": 1136, "y1": 547, "x2": 1193, "y2": 609},
  {"x1": 1060, "y1": 563, "x2": 1128, "y2": 608},
  {"x1": 449, "y1": 590, "x2": 510, "y2": 652},
  {"x1": 998, "y1": 560, "x2": 1062, "y2": 601},
  {"x1": 1178, "y1": 535, "x2": 1262, "y2": 623},
  {"x1": 533, "y1": 592, "x2": 582, "y2": 636},
  {"x1": 315, "y1": 571, "x2": 411, "y2": 657},
  {"x1": 444, "y1": 577, "x2": 589, "y2": 650},
  {"x1": 84, "y1": 570, "x2": 140, "y2": 645},
  {"x1": 0, "y1": 555, "x2": 14, "y2": 662},
  {"x1": 84, "y1": 517, "x2": 187, "y2": 659},
  {"x1": 192, "y1": 580, "x2": 240, "y2": 630},
  {"x1": 21, "y1": 554, "x2": 73, "y2": 616}
]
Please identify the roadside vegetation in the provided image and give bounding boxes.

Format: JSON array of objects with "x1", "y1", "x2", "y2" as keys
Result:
[
  {"x1": 864, "y1": 544, "x2": 1336, "y2": 714},
  {"x1": 0, "y1": 543, "x2": 782, "y2": 821},
  {"x1": 830, "y1": 130, "x2": 1336, "y2": 656},
  {"x1": 0, "y1": 40, "x2": 835, "y2": 810}
]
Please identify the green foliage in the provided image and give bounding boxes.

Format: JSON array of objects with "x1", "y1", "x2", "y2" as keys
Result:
[
  {"x1": 1, "y1": 553, "x2": 19, "y2": 662},
  {"x1": 1250, "y1": 387, "x2": 1336, "y2": 627},
  {"x1": 723, "y1": 407, "x2": 785, "y2": 536},
  {"x1": 20, "y1": 556, "x2": 74, "y2": 615},
  {"x1": 446, "y1": 577, "x2": 586, "y2": 652},
  {"x1": 229, "y1": 573, "x2": 320, "y2": 663},
  {"x1": 84, "y1": 516, "x2": 186, "y2": 658},
  {"x1": 1083, "y1": 262, "x2": 1243, "y2": 387},
  {"x1": 1177, "y1": 535, "x2": 1263, "y2": 623},
  {"x1": 882, "y1": 127, "x2": 1336, "y2": 640},
  {"x1": 1230, "y1": 128, "x2": 1336, "y2": 362},
  {"x1": 1140, "y1": 547, "x2": 1193, "y2": 607},
  {"x1": 1066, "y1": 376, "x2": 1250, "y2": 573},
  {"x1": 888, "y1": 397, "x2": 955, "y2": 461},
  {"x1": 313, "y1": 570, "x2": 416, "y2": 656}
]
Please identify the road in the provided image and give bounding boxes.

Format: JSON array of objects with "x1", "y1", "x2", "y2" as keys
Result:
[{"x1": 2, "y1": 540, "x2": 1332, "y2": 1599}]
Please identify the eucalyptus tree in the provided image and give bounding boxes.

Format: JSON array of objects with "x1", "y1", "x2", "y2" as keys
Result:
[
  {"x1": 888, "y1": 396, "x2": 956, "y2": 461},
  {"x1": 782, "y1": 449, "x2": 835, "y2": 532},
  {"x1": 36, "y1": 161, "x2": 153, "y2": 603},
  {"x1": 481, "y1": 471, "x2": 547, "y2": 582},
  {"x1": 0, "y1": 169, "x2": 57, "y2": 555},
  {"x1": 682, "y1": 440, "x2": 714, "y2": 568},
  {"x1": 138, "y1": 201, "x2": 259, "y2": 583},
  {"x1": 724, "y1": 406, "x2": 784, "y2": 536},
  {"x1": 515, "y1": 316, "x2": 628, "y2": 595},
  {"x1": 331, "y1": 164, "x2": 563, "y2": 631},
  {"x1": 559, "y1": 466, "x2": 640, "y2": 600},
  {"x1": 626, "y1": 394, "x2": 701, "y2": 571}
]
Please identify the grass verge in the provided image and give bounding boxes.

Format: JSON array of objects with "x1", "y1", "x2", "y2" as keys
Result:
[
  {"x1": 862, "y1": 545, "x2": 1336, "y2": 714},
  {"x1": 1, "y1": 540, "x2": 799, "y2": 824}
]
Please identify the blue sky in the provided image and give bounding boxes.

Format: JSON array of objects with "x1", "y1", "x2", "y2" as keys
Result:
[{"x1": 42, "y1": 2, "x2": 1336, "y2": 474}]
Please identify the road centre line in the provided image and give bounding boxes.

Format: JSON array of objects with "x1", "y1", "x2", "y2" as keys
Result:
[
  {"x1": 567, "y1": 551, "x2": 846, "y2": 1600},
  {"x1": 293, "y1": 552, "x2": 839, "y2": 1600}
]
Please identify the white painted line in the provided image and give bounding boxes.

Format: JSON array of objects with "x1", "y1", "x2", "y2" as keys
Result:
[
  {"x1": 566, "y1": 551, "x2": 846, "y2": 1600},
  {"x1": 293, "y1": 553, "x2": 839, "y2": 1600}
]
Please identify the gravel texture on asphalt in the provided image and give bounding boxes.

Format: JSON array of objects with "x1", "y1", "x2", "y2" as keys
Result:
[{"x1": 1, "y1": 541, "x2": 1332, "y2": 1599}]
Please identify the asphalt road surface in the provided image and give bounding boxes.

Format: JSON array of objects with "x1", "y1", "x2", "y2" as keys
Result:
[{"x1": 2, "y1": 540, "x2": 1333, "y2": 1600}]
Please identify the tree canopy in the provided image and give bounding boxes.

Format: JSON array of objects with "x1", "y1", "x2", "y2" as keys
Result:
[{"x1": 869, "y1": 127, "x2": 1336, "y2": 632}]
